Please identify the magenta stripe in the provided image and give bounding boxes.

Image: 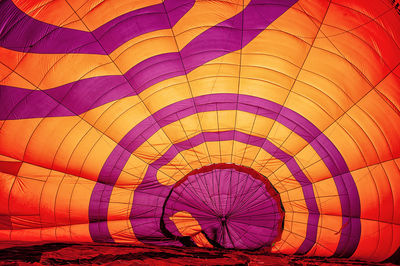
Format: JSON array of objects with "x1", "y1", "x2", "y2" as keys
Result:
[
  {"x1": 0, "y1": 78, "x2": 132, "y2": 120},
  {"x1": 89, "y1": 93, "x2": 360, "y2": 256},
  {"x1": 138, "y1": 131, "x2": 316, "y2": 247},
  {"x1": 1, "y1": 0, "x2": 298, "y2": 121},
  {"x1": 0, "y1": 0, "x2": 194, "y2": 54}
]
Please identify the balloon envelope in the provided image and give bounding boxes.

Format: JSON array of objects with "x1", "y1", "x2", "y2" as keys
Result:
[{"x1": 0, "y1": 0, "x2": 400, "y2": 262}]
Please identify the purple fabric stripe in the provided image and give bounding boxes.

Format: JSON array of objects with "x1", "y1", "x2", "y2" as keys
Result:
[
  {"x1": 89, "y1": 93, "x2": 360, "y2": 255},
  {"x1": 0, "y1": 0, "x2": 194, "y2": 54},
  {"x1": 129, "y1": 130, "x2": 318, "y2": 248},
  {"x1": 125, "y1": 0, "x2": 299, "y2": 93},
  {"x1": 1, "y1": 0, "x2": 297, "y2": 121},
  {"x1": 0, "y1": 77, "x2": 133, "y2": 119},
  {"x1": 0, "y1": 85, "x2": 75, "y2": 119}
]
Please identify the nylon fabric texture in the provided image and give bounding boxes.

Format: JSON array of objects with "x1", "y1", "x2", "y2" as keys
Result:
[{"x1": 0, "y1": 0, "x2": 400, "y2": 262}]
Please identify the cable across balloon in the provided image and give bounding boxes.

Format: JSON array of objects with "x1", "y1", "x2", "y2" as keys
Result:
[{"x1": 0, "y1": 0, "x2": 399, "y2": 262}]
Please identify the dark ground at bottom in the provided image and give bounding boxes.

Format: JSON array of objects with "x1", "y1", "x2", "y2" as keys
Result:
[{"x1": 0, "y1": 242, "x2": 398, "y2": 265}]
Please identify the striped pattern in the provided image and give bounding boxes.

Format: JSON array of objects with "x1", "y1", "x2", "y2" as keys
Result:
[{"x1": 1, "y1": 0, "x2": 400, "y2": 262}]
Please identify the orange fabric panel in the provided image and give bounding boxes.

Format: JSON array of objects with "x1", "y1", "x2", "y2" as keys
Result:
[
  {"x1": 375, "y1": 67, "x2": 400, "y2": 118},
  {"x1": 13, "y1": 0, "x2": 86, "y2": 31},
  {"x1": 5, "y1": 223, "x2": 92, "y2": 243},
  {"x1": 384, "y1": 159, "x2": 400, "y2": 224},
  {"x1": 358, "y1": 90, "x2": 400, "y2": 159},
  {"x1": 1, "y1": 163, "x2": 95, "y2": 230},
  {"x1": 1, "y1": 116, "x2": 121, "y2": 182},
  {"x1": 336, "y1": 113, "x2": 380, "y2": 167},
  {"x1": 0, "y1": 173, "x2": 15, "y2": 215},
  {"x1": 352, "y1": 220, "x2": 399, "y2": 261},
  {"x1": 302, "y1": 47, "x2": 372, "y2": 103},
  {"x1": 269, "y1": 0, "x2": 331, "y2": 45},
  {"x1": 9, "y1": 176, "x2": 44, "y2": 216},
  {"x1": 342, "y1": 103, "x2": 391, "y2": 164},
  {"x1": 71, "y1": 0, "x2": 163, "y2": 31}
]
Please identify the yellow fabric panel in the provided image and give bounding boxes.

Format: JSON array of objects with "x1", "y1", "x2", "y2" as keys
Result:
[
  {"x1": 169, "y1": 211, "x2": 213, "y2": 248},
  {"x1": 163, "y1": 114, "x2": 202, "y2": 143},
  {"x1": 107, "y1": 220, "x2": 139, "y2": 244},
  {"x1": 345, "y1": 104, "x2": 392, "y2": 163},
  {"x1": 0, "y1": 116, "x2": 119, "y2": 182},
  {"x1": 0, "y1": 59, "x2": 36, "y2": 89},
  {"x1": 134, "y1": 131, "x2": 174, "y2": 163},
  {"x1": 15, "y1": 163, "x2": 95, "y2": 225},
  {"x1": 306, "y1": 214, "x2": 342, "y2": 257},
  {"x1": 107, "y1": 186, "x2": 137, "y2": 244},
  {"x1": 286, "y1": 187, "x2": 308, "y2": 212},
  {"x1": 323, "y1": 121, "x2": 367, "y2": 171},
  {"x1": 1, "y1": 1, "x2": 255, "y2": 90},
  {"x1": 0, "y1": 48, "x2": 119, "y2": 90},
  {"x1": 114, "y1": 155, "x2": 149, "y2": 190},
  {"x1": 303, "y1": 47, "x2": 372, "y2": 103},
  {"x1": 312, "y1": 178, "x2": 341, "y2": 216},
  {"x1": 145, "y1": 110, "x2": 308, "y2": 162},
  {"x1": 111, "y1": 30, "x2": 176, "y2": 74},
  {"x1": 141, "y1": 77, "x2": 192, "y2": 113},
  {"x1": 156, "y1": 141, "x2": 293, "y2": 186},
  {"x1": 293, "y1": 145, "x2": 331, "y2": 183},
  {"x1": 336, "y1": 113, "x2": 380, "y2": 166},
  {"x1": 83, "y1": 97, "x2": 149, "y2": 144},
  {"x1": 268, "y1": 173, "x2": 299, "y2": 194},
  {"x1": 108, "y1": 187, "x2": 134, "y2": 221},
  {"x1": 273, "y1": 212, "x2": 309, "y2": 254},
  {"x1": 173, "y1": 0, "x2": 251, "y2": 49},
  {"x1": 71, "y1": 0, "x2": 162, "y2": 31},
  {"x1": 267, "y1": 0, "x2": 330, "y2": 45},
  {"x1": 189, "y1": 56, "x2": 241, "y2": 97},
  {"x1": 170, "y1": 211, "x2": 202, "y2": 237}
]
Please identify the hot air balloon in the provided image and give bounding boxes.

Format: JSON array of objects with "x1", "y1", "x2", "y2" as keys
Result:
[{"x1": 0, "y1": 0, "x2": 399, "y2": 263}]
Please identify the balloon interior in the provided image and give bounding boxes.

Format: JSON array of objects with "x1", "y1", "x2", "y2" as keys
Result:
[{"x1": 0, "y1": 0, "x2": 400, "y2": 263}]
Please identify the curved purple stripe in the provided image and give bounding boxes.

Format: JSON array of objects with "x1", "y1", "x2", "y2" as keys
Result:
[
  {"x1": 0, "y1": 0, "x2": 194, "y2": 54},
  {"x1": 1, "y1": 0, "x2": 298, "y2": 121},
  {"x1": 89, "y1": 129, "x2": 317, "y2": 246},
  {"x1": 126, "y1": 0, "x2": 299, "y2": 93},
  {"x1": 0, "y1": 77, "x2": 132, "y2": 120},
  {"x1": 130, "y1": 130, "x2": 316, "y2": 246},
  {"x1": 89, "y1": 93, "x2": 361, "y2": 256}
]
